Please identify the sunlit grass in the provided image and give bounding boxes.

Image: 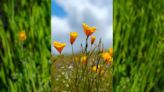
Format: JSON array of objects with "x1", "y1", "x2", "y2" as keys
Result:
[
  {"x1": 113, "y1": 0, "x2": 164, "y2": 91},
  {"x1": 0, "y1": 1, "x2": 51, "y2": 92}
]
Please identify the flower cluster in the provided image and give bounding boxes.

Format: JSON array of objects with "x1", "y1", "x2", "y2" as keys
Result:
[
  {"x1": 53, "y1": 23, "x2": 97, "y2": 54},
  {"x1": 53, "y1": 23, "x2": 113, "y2": 72},
  {"x1": 52, "y1": 23, "x2": 113, "y2": 91}
]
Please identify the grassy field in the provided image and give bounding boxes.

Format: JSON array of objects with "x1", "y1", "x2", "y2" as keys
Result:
[
  {"x1": 51, "y1": 52, "x2": 113, "y2": 92},
  {"x1": 113, "y1": 0, "x2": 164, "y2": 92},
  {"x1": 0, "y1": 0, "x2": 51, "y2": 92}
]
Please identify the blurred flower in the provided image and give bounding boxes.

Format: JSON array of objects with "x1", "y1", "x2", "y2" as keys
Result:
[
  {"x1": 82, "y1": 23, "x2": 96, "y2": 37},
  {"x1": 109, "y1": 48, "x2": 113, "y2": 56},
  {"x1": 92, "y1": 65, "x2": 101, "y2": 72},
  {"x1": 102, "y1": 52, "x2": 112, "y2": 64},
  {"x1": 19, "y1": 31, "x2": 26, "y2": 41},
  {"x1": 92, "y1": 65, "x2": 105, "y2": 75},
  {"x1": 91, "y1": 36, "x2": 96, "y2": 45},
  {"x1": 68, "y1": 65, "x2": 73, "y2": 69},
  {"x1": 53, "y1": 41, "x2": 66, "y2": 54},
  {"x1": 62, "y1": 72, "x2": 65, "y2": 75},
  {"x1": 70, "y1": 32, "x2": 78, "y2": 45},
  {"x1": 81, "y1": 56, "x2": 87, "y2": 64}
]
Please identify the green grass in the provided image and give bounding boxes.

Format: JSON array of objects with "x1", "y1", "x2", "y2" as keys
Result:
[
  {"x1": 0, "y1": 0, "x2": 51, "y2": 92},
  {"x1": 51, "y1": 54, "x2": 113, "y2": 92},
  {"x1": 113, "y1": 0, "x2": 164, "y2": 92}
]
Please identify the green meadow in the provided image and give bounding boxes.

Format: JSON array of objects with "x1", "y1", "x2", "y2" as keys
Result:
[
  {"x1": 0, "y1": 0, "x2": 51, "y2": 92},
  {"x1": 113, "y1": 0, "x2": 164, "y2": 92}
]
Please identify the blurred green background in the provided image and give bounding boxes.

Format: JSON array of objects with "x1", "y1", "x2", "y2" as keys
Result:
[
  {"x1": 0, "y1": 0, "x2": 51, "y2": 92},
  {"x1": 113, "y1": 0, "x2": 164, "y2": 92}
]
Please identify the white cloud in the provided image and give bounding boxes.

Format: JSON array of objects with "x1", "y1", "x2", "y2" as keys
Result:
[
  {"x1": 51, "y1": 16, "x2": 71, "y2": 37},
  {"x1": 52, "y1": 0, "x2": 113, "y2": 54},
  {"x1": 105, "y1": 25, "x2": 113, "y2": 39}
]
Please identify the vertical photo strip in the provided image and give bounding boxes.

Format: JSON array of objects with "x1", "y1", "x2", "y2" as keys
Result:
[
  {"x1": 0, "y1": 0, "x2": 51, "y2": 92},
  {"x1": 51, "y1": 0, "x2": 113, "y2": 91},
  {"x1": 113, "y1": 0, "x2": 164, "y2": 91}
]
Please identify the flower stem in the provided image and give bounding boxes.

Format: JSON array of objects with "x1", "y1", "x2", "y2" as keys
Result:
[
  {"x1": 71, "y1": 45, "x2": 75, "y2": 61},
  {"x1": 85, "y1": 36, "x2": 89, "y2": 54}
]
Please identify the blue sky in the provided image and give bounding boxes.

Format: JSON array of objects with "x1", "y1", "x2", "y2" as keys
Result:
[
  {"x1": 51, "y1": 0, "x2": 113, "y2": 54},
  {"x1": 51, "y1": 0, "x2": 66, "y2": 17}
]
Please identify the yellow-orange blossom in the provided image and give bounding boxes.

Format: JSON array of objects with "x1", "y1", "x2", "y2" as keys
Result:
[
  {"x1": 19, "y1": 31, "x2": 27, "y2": 41},
  {"x1": 92, "y1": 65, "x2": 101, "y2": 72},
  {"x1": 70, "y1": 32, "x2": 78, "y2": 45},
  {"x1": 82, "y1": 23, "x2": 96, "y2": 37},
  {"x1": 92, "y1": 65, "x2": 105, "y2": 75},
  {"x1": 81, "y1": 56, "x2": 87, "y2": 64},
  {"x1": 102, "y1": 52, "x2": 112, "y2": 64},
  {"x1": 53, "y1": 41, "x2": 66, "y2": 54}
]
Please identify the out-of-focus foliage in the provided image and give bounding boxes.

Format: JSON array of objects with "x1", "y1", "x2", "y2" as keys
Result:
[
  {"x1": 114, "y1": 0, "x2": 164, "y2": 92},
  {"x1": 0, "y1": 0, "x2": 51, "y2": 92}
]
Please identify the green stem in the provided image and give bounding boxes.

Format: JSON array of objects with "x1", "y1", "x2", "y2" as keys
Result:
[
  {"x1": 71, "y1": 45, "x2": 75, "y2": 62},
  {"x1": 83, "y1": 36, "x2": 89, "y2": 91},
  {"x1": 21, "y1": 42, "x2": 24, "y2": 59},
  {"x1": 85, "y1": 36, "x2": 89, "y2": 54},
  {"x1": 71, "y1": 45, "x2": 78, "y2": 91},
  {"x1": 12, "y1": 0, "x2": 14, "y2": 23}
]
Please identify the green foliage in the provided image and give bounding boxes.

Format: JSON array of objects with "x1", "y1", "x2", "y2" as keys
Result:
[
  {"x1": 0, "y1": 0, "x2": 51, "y2": 92},
  {"x1": 114, "y1": 0, "x2": 164, "y2": 92}
]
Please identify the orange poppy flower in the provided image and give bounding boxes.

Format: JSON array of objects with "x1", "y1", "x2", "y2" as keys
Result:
[
  {"x1": 102, "y1": 52, "x2": 112, "y2": 64},
  {"x1": 92, "y1": 65, "x2": 105, "y2": 75},
  {"x1": 70, "y1": 32, "x2": 78, "y2": 45},
  {"x1": 91, "y1": 36, "x2": 96, "y2": 45},
  {"x1": 82, "y1": 23, "x2": 96, "y2": 37},
  {"x1": 53, "y1": 41, "x2": 66, "y2": 54},
  {"x1": 92, "y1": 65, "x2": 101, "y2": 72},
  {"x1": 19, "y1": 31, "x2": 27, "y2": 41},
  {"x1": 81, "y1": 56, "x2": 87, "y2": 64}
]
